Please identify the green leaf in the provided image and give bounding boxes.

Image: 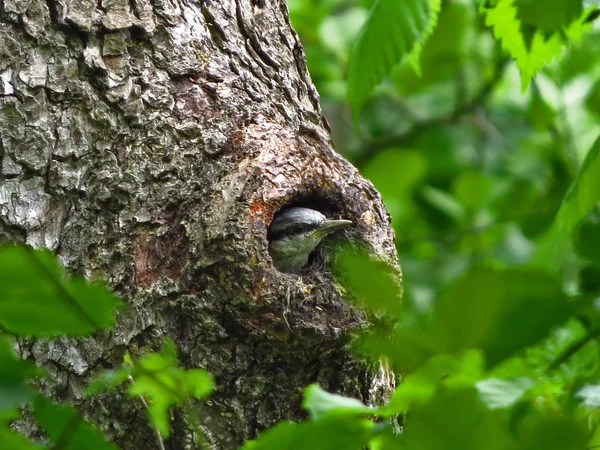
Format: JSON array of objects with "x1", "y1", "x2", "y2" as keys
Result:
[
  {"x1": 555, "y1": 136, "x2": 600, "y2": 233},
  {"x1": 356, "y1": 268, "x2": 570, "y2": 371},
  {"x1": 405, "y1": 0, "x2": 443, "y2": 75},
  {"x1": 347, "y1": 0, "x2": 436, "y2": 117},
  {"x1": 420, "y1": 185, "x2": 465, "y2": 222},
  {"x1": 303, "y1": 384, "x2": 374, "y2": 420},
  {"x1": 476, "y1": 377, "x2": 535, "y2": 409},
  {"x1": 125, "y1": 340, "x2": 213, "y2": 438},
  {"x1": 516, "y1": 0, "x2": 583, "y2": 33},
  {"x1": 483, "y1": 0, "x2": 592, "y2": 88},
  {"x1": 334, "y1": 246, "x2": 402, "y2": 316},
  {"x1": 0, "y1": 337, "x2": 38, "y2": 411},
  {"x1": 484, "y1": 0, "x2": 564, "y2": 88},
  {"x1": 241, "y1": 416, "x2": 375, "y2": 450},
  {"x1": 436, "y1": 268, "x2": 571, "y2": 367},
  {"x1": 0, "y1": 246, "x2": 122, "y2": 336},
  {"x1": 0, "y1": 427, "x2": 45, "y2": 450},
  {"x1": 85, "y1": 367, "x2": 132, "y2": 396},
  {"x1": 369, "y1": 430, "x2": 404, "y2": 450},
  {"x1": 576, "y1": 384, "x2": 600, "y2": 407},
  {"x1": 33, "y1": 396, "x2": 119, "y2": 450},
  {"x1": 397, "y1": 387, "x2": 514, "y2": 450},
  {"x1": 535, "y1": 135, "x2": 600, "y2": 270},
  {"x1": 186, "y1": 369, "x2": 214, "y2": 399},
  {"x1": 452, "y1": 172, "x2": 494, "y2": 211},
  {"x1": 574, "y1": 217, "x2": 600, "y2": 266},
  {"x1": 85, "y1": 340, "x2": 213, "y2": 438},
  {"x1": 362, "y1": 149, "x2": 427, "y2": 199},
  {"x1": 515, "y1": 413, "x2": 590, "y2": 450},
  {"x1": 383, "y1": 351, "x2": 484, "y2": 414}
]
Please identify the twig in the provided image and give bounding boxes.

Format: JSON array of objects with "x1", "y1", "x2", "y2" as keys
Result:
[
  {"x1": 128, "y1": 375, "x2": 166, "y2": 450},
  {"x1": 546, "y1": 326, "x2": 600, "y2": 373},
  {"x1": 395, "y1": 204, "x2": 556, "y2": 247},
  {"x1": 356, "y1": 57, "x2": 510, "y2": 167}
]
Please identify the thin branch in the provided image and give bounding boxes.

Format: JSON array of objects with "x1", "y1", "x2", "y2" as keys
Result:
[
  {"x1": 395, "y1": 204, "x2": 556, "y2": 248},
  {"x1": 128, "y1": 375, "x2": 166, "y2": 450},
  {"x1": 183, "y1": 399, "x2": 211, "y2": 450},
  {"x1": 546, "y1": 326, "x2": 600, "y2": 373},
  {"x1": 355, "y1": 58, "x2": 510, "y2": 167}
]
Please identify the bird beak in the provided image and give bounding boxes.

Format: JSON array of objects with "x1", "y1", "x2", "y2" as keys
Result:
[{"x1": 312, "y1": 218, "x2": 352, "y2": 238}]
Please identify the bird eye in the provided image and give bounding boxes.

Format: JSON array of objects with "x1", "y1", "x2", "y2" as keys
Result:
[{"x1": 292, "y1": 224, "x2": 305, "y2": 234}]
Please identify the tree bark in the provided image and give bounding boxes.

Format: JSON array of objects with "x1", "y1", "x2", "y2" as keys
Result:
[{"x1": 0, "y1": 0, "x2": 399, "y2": 448}]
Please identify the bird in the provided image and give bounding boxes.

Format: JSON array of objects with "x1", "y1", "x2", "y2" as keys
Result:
[{"x1": 268, "y1": 207, "x2": 352, "y2": 272}]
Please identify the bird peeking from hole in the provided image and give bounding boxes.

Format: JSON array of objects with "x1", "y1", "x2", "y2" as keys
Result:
[{"x1": 268, "y1": 207, "x2": 352, "y2": 272}]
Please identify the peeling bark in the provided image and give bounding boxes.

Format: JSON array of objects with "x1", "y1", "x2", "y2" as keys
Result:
[{"x1": 0, "y1": 0, "x2": 399, "y2": 448}]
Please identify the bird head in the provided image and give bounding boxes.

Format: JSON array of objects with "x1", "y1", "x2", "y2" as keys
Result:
[{"x1": 268, "y1": 207, "x2": 352, "y2": 272}]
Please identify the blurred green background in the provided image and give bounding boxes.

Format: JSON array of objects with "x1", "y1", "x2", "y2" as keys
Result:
[{"x1": 289, "y1": 0, "x2": 600, "y2": 309}]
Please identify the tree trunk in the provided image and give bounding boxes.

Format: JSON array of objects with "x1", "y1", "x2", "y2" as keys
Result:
[{"x1": 0, "y1": 0, "x2": 399, "y2": 448}]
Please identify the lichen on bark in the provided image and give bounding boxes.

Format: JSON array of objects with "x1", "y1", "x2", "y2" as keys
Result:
[{"x1": 0, "y1": 0, "x2": 400, "y2": 448}]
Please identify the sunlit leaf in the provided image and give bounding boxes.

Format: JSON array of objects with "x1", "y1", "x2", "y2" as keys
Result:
[
  {"x1": 303, "y1": 384, "x2": 374, "y2": 420},
  {"x1": 126, "y1": 340, "x2": 213, "y2": 437},
  {"x1": 576, "y1": 384, "x2": 600, "y2": 407},
  {"x1": 406, "y1": 0, "x2": 443, "y2": 75},
  {"x1": 347, "y1": 0, "x2": 436, "y2": 117},
  {"x1": 535, "y1": 135, "x2": 600, "y2": 270},
  {"x1": 483, "y1": 0, "x2": 591, "y2": 88},
  {"x1": 484, "y1": 0, "x2": 563, "y2": 88},
  {"x1": 476, "y1": 377, "x2": 535, "y2": 409}
]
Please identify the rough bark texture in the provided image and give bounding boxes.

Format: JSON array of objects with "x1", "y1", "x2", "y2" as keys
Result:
[{"x1": 0, "y1": 0, "x2": 399, "y2": 448}]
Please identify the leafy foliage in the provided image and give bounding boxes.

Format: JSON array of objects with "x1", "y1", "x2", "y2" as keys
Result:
[
  {"x1": 343, "y1": 0, "x2": 598, "y2": 117},
  {"x1": 33, "y1": 396, "x2": 119, "y2": 450},
  {"x1": 347, "y1": 0, "x2": 440, "y2": 117},
  {"x1": 87, "y1": 340, "x2": 214, "y2": 438},
  {"x1": 0, "y1": 246, "x2": 127, "y2": 449},
  {"x1": 0, "y1": 338, "x2": 38, "y2": 411},
  {"x1": 3, "y1": 0, "x2": 600, "y2": 449},
  {"x1": 240, "y1": 1, "x2": 600, "y2": 449},
  {"x1": 0, "y1": 246, "x2": 121, "y2": 336},
  {"x1": 0, "y1": 246, "x2": 210, "y2": 447}
]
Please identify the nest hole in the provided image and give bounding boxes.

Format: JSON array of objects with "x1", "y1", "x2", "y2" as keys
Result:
[{"x1": 267, "y1": 193, "x2": 354, "y2": 274}]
